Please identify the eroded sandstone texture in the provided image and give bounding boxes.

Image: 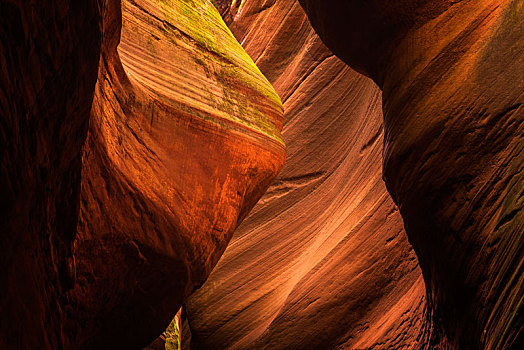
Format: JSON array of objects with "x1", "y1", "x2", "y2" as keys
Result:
[
  {"x1": 1, "y1": 0, "x2": 284, "y2": 349},
  {"x1": 3, "y1": 0, "x2": 522, "y2": 348},
  {"x1": 68, "y1": 0, "x2": 284, "y2": 348},
  {"x1": 299, "y1": 0, "x2": 524, "y2": 348},
  {"x1": 185, "y1": 1, "x2": 428, "y2": 348}
]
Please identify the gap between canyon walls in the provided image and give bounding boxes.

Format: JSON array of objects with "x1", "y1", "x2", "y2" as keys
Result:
[{"x1": 184, "y1": 1, "x2": 429, "y2": 349}]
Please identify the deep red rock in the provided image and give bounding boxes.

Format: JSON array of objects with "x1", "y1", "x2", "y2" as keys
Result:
[
  {"x1": 66, "y1": 0, "x2": 285, "y2": 348},
  {"x1": 3, "y1": 0, "x2": 522, "y2": 348},
  {"x1": 0, "y1": 1, "x2": 101, "y2": 348}
]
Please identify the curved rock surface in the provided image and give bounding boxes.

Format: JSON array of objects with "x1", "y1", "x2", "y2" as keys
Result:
[
  {"x1": 1, "y1": 0, "x2": 284, "y2": 349},
  {"x1": 3, "y1": 0, "x2": 522, "y2": 348},
  {"x1": 68, "y1": 0, "x2": 284, "y2": 348},
  {"x1": 299, "y1": 0, "x2": 524, "y2": 348},
  {"x1": 185, "y1": 1, "x2": 427, "y2": 348}
]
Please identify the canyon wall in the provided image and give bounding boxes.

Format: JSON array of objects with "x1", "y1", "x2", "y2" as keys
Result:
[
  {"x1": 1, "y1": 0, "x2": 284, "y2": 348},
  {"x1": 299, "y1": 0, "x2": 524, "y2": 348},
  {"x1": 185, "y1": 1, "x2": 428, "y2": 348},
  {"x1": 2, "y1": 0, "x2": 522, "y2": 348},
  {"x1": 68, "y1": 0, "x2": 285, "y2": 348},
  {"x1": 0, "y1": 1, "x2": 101, "y2": 348}
]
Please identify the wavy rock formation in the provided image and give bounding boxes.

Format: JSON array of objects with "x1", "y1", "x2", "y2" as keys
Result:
[
  {"x1": 299, "y1": 0, "x2": 524, "y2": 348},
  {"x1": 68, "y1": 0, "x2": 285, "y2": 348},
  {"x1": 0, "y1": 1, "x2": 101, "y2": 349},
  {"x1": 185, "y1": 1, "x2": 427, "y2": 348},
  {"x1": 3, "y1": 0, "x2": 521, "y2": 348},
  {"x1": 1, "y1": 0, "x2": 284, "y2": 349}
]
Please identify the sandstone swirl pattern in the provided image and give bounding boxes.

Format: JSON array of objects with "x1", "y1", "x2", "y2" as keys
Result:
[
  {"x1": 69, "y1": 1, "x2": 285, "y2": 348},
  {"x1": 299, "y1": 0, "x2": 524, "y2": 348},
  {"x1": 1, "y1": 0, "x2": 284, "y2": 349},
  {"x1": 185, "y1": 1, "x2": 428, "y2": 349}
]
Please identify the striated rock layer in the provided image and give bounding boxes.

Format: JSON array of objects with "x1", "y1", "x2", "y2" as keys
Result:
[
  {"x1": 299, "y1": 0, "x2": 524, "y2": 348},
  {"x1": 185, "y1": 1, "x2": 427, "y2": 348},
  {"x1": 67, "y1": 0, "x2": 285, "y2": 348},
  {"x1": 1, "y1": 0, "x2": 284, "y2": 349}
]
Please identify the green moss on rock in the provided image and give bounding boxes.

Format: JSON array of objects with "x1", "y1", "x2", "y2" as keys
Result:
[
  {"x1": 155, "y1": 0, "x2": 284, "y2": 144},
  {"x1": 164, "y1": 317, "x2": 180, "y2": 350}
]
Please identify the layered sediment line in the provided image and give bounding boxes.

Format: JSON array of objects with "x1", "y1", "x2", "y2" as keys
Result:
[{"x1": 68, "y1": 1, "x2": 285, "y2": 348}]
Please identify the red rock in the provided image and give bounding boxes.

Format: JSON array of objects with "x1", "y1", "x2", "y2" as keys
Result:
[
  {"x1": 185, "y1": 1, "x2": 427, "y2": 349},
  {"x1": 3, "y1": 0, "x2": 521, "y2": 348},
  {"x1": 67, "y1": 0, "x2": 285, "y2": 348},
  {"x1": 299, "y1": 0, "x2": 524, "y2": 348}
]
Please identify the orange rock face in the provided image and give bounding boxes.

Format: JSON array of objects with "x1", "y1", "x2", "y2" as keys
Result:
[
  {"x1": 2, "y1": 0, "x2": 522, "y2": 348},
  {"x1": 67, "y1": 0, "x2": 285, "y2": 348},
  {"x1": 185, "y1": 1, "x2": 428, "y2": 348},
  {"x1": 299, "y1": 0, "x2": 524, "y2": 348}
]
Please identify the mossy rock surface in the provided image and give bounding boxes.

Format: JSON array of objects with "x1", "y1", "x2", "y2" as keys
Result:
[
  {"x1": 164, "y1": 317, "x2": 180, "y2": 350},
  {"x1": 119, "y1": 0, "x2": 284, "y2": 144}
]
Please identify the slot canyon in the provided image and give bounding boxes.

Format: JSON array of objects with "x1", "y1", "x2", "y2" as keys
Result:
[{"x1": 0, "y1": 0, "x2": 522, "y2": 349}]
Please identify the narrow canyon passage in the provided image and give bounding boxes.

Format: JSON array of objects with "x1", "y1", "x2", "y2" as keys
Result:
[
  {"x1": 0, "y1": 0, "x2": 522, "y2": 349},
  {"x1": 184, "y1": 1, "x2": 427, "y2": 349}
]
